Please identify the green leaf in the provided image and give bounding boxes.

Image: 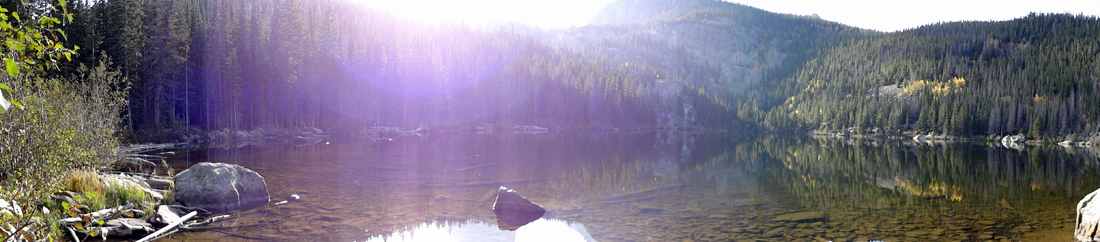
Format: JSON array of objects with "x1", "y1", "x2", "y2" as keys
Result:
[
  {"x1": 7, "y1": 39, "x2": 25, "y2": 51},
  {"x1": 1, "y1": 83, "x2": 12, "y2": 112},
  {"x1": 5, "y1": 59, "x2": 18, "y2": 77},
  {"x1": 74, "y1": 222, "x2": 84, "y2": 231}
]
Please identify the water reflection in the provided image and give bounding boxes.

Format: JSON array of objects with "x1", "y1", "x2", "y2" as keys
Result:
[
  {"x1": 361, "y1": 219, "x2": 595, "y2": 242},
  {"x1": 161, "y1": 133, "x2": 1100, "y2": 241}
]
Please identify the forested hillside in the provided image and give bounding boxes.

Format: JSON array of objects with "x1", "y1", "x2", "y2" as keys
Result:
[
  {"x1": 581, "y1": 0, "x2": 1100, "y2": 137},
  {"x1": 58, "y1": 0, "x2": 726, "y2": 141},
  {"x1": 752, "y1": 13, "x2": 1100, "y2": 137},
  {"x1": 51, "y1": 0, "x2": 1100, "y2": 140}
]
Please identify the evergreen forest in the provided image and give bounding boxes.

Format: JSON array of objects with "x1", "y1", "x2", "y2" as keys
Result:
[{"x1": 21, "y1": 0, "x2": 1100, "y2": 140}]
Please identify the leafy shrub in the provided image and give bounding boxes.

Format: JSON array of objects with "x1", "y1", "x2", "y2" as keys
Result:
[
  {"x1": 1, "y1": 61, "x2": 126, "y2": 241},
  {"x1": 0, "y1": 60, "x2": 127, "y2": 199}
]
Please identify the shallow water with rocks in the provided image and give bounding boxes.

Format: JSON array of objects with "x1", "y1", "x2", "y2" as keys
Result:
[{"x1": 158, "y1": 133, "x2": 1099, "y2": 242}]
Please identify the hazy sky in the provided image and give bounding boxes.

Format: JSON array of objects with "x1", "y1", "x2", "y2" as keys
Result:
[{"x1": 351, "y1": 0, "x2": 1100, "y2": 32}]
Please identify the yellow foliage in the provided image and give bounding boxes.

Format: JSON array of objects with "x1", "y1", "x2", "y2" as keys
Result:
[{"x1": 902, "y1": 77, "x2": 966, "y2": 97}]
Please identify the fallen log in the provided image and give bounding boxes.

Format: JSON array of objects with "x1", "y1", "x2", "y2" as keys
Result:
[
  {"x1": 602, "y1": 184, "x2": 685, "y2": 202},
  {"x1": 135, "y1": 211, "x2": 197, "y2": 242},
  {"x1": 454, "y1": 162, "x2": 499, "y2": 171},
  {"x1": 181, "y1": 214, "x2": 231, "y2": 229},
  {"x1": 128, "y1": 154, "x2": 168, "y2": 160},
  {"x1": 67, "y1": 227, "x2": 80, "y2": 242},
  {"x1": 461, "y1": 178, "x2": 562, "y2": 187}
]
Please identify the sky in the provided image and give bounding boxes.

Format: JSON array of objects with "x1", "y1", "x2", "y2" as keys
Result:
[{"x1": 350, "y1": 0, "x2": 1100, "y2": 32}]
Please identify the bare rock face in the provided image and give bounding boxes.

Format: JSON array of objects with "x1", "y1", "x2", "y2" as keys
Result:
[
  {"x1": 173, "y1": 162, "x2": 269, "y2": 212},
  {"x1": 1077, "y1": 188, "x2": 1100, "y2": 241},
  {"x1": 493, "y1": 186, "x2": 546, "y2": 231}
]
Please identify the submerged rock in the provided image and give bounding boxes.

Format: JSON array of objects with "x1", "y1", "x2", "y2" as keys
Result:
[
  {"x1": 173, "y1": 162, "x2": 269, "y2": 212},
  {"x1": 493, "y1": 186, "x2": 546, "y2": 230},
  {"x1": 151, "y1": 205, "x2": 182, "y2": 226},
  {"x1": 1077, "y1": 187, "x2": 1100, "y2": 241},
  {"x1": 772, "y1": 211, "x2": 825, "y2": 222}
]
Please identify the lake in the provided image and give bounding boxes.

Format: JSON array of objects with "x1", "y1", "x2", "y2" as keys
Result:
[{"x1": 159, "y1": 132, "x2": 1100, "y2": 242}]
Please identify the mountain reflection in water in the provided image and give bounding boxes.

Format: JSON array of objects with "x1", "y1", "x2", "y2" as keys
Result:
[
  {"x1": 161, "y1": 132, "x2": 1100, "y2": 241},
  {"x1": 362, "y1": 219, "x2": 595, "y2": 242}
]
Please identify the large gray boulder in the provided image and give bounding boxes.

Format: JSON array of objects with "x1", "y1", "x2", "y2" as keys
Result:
[
  {"x1": 173, "y1": 162, "x2": 269, "y2": 212},
  {"x1": 1077, "y1": 188, "x2": 1100, "y2": 241}
]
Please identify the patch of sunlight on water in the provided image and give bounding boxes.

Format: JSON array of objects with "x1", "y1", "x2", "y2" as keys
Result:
[{"x1": 361, "y1": 219, "x2": 594, "y2": 242}]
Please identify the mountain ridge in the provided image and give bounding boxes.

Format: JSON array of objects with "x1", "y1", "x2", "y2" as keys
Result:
[{"x1": 579, "y1": 0, "x2": 1100, "y2": 136}]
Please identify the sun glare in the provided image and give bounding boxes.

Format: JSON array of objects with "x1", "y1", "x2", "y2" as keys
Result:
[{"x1": 349, "y1": 0, "x2": 615, "y2": 28}]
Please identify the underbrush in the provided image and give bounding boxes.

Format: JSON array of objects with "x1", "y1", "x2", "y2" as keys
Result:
[{"x1": 1, "y1": 60, "x2": 128, "y2": 241}]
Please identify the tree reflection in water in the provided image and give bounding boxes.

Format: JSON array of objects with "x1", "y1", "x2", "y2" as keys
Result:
[
  {"x1": 162, "y1": 133, "x2": 1098, "y2": 241},
  {"x1": 361, "y1": 219, "x2": 594, "y2": 242}
]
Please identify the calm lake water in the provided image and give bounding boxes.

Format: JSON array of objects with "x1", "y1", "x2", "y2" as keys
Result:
[{"x1": 160, "y1": 132, "x2": 1100, "y2": 242}]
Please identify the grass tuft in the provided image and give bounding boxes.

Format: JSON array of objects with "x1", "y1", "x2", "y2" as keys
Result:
[{"x1": 61, "y1": 170, "x2": 105, "y2": 195}]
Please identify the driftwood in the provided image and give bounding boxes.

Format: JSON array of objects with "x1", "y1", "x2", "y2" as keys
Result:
[
  {"x1": 454, "y1": 162, "x2": 499, "y2": 171},
  {"x1": 602, "y1": 184, "x2": 686, "y2": 202},
  {"x1": 67, "y1": 226, "x2": 80, "y2": 242},
  {"x1": 369, "y1": 165, "x2": 405, "y2": 171},
  {"x1": 460, "y1": 178, "x2": 562, "y2": 187},
  {"x1": 136, "y1": 211, "x2": 197, "y2": 242},
  {"x1": 477, "y1": 189, "x2": 498, "y2": 203},
  {"x1": 60, "y1": 204, "x2": 141, "y2": 225},
  {"x1": 116, "y1": 143, "x2": 188, "y2": 155},
  {"x1": 181, "y1": 214, "x2": 231, "y2": 229},
  {"x1": 69, "y1": 218, "x2": 154, "y2": 238},
  {"x1": 128, "y1": 154, "x2": 168, "y2": 160}
]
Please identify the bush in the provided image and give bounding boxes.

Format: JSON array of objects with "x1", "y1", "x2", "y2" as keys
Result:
[
  {"x1": 0, "y1": 60, "x2": 127, "y2": 241},
  {"x1": 0, "y1": 60, "x2": 127, "y2": 199}
]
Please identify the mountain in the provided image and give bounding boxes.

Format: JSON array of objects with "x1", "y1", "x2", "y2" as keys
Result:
[
  {"x1": 56, "y1": 0, "x2": 1100, "y2": 140},
  {"x1": 548, "y1": 0, "x2": 872, "y2": 127},
  {"x1": 576, "y1": 0, "x2": 1100, "y2": 136}
]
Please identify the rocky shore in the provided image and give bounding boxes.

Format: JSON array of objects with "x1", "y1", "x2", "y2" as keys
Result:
[{"x1": 1, "y1": 144, "x2": 274, "y2": 242}]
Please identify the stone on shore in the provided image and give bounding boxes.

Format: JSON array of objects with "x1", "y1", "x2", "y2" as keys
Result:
[
  {"x1": 1077, "y1": 187, "x2": 1100, "y2": 241},
  {"x1": 1001, "y1": 134, "x2": 1027, "y2": 144},
  {"x1": 173, "y1": 162, "x2": 269, "y2": 212}
]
